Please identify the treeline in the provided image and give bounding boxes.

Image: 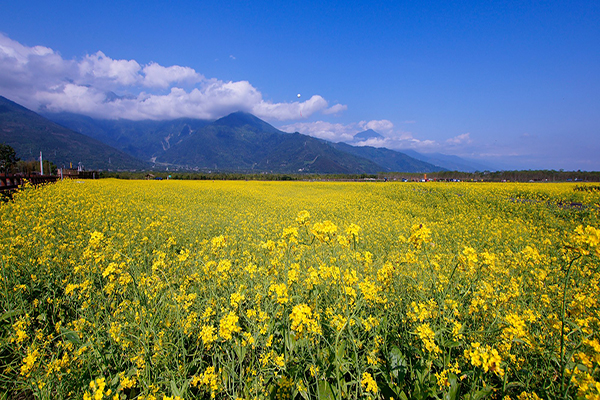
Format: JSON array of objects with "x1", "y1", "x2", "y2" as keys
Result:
[
  {"x1": 393, "y1": 170, "x2": 600, "y2": 182},
  {"x1": 99, "y1": 171, "x2": 381, "y2": 181},
  {"x1": 1, "y1": 143, "x2": 60, "y2": 175},
  {"x1": 14, "y1": 159, "x2": 58, "y2": 175},
  {"x1": 99, "y1": 169, "x2": 600, "y2": 182}
]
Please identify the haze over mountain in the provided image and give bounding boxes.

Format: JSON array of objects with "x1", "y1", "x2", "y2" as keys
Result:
[
  {"x1": 400, "y1": 149, "x2": 494, "y2": 173},
  {"x1": 332, "y1": 129, "x2": 487, "y2": 172},
  {"x1": 0, "y1": 96, "x2": 147, "y2": 170}
]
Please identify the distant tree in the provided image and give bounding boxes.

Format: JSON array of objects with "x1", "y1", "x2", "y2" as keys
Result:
[
  {"x1": 0, "y1": 144, "x2": 19, "y2": 175},
  {"x1": 16, "y1": 159, "x2": 57, "y2": 175}
]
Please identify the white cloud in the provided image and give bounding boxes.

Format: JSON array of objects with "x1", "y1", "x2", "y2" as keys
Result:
[
  {"x1": 322, "y1": 103, "x2": 348, "y2": 115},
  {"x1": 280, "y1": 119, "x2": 420, "y2": 145},
  {"x1": 280, "y1": 119, "x2": 449, "y2": 153},
  {"x1": 253, "y1": 95, "x2": 330, "y2": 121},
  {"x1": 0, "y1": 34, "x2": 54, "y2": 63},
  {"x1": 79, "y1": 51, "x2": 141, "y2": 87},
  {"x1": 446, "y1": 132, "x2": 472, "y2": 145},
  {"x1": 0, "y1": 34, "x2": 78, "y2": 107},
  {"x1": 358, "y1": 119, "x2": 394, "y2": 135},
  {"x1": 35, "y1": 83, "x2": 108, "y2": 115},
  {"x1": 280, "y1": 120, "x2": 357, "y2": 142},
  {"x1": 0, "y1": 33, "x2": 346, "y2": 121},
  {"x1": 354, "y1": 134, "x2": 440, "y2": 152},
  {"x1": 141, "y1": 62, "x2": 202, "y2": 88}
]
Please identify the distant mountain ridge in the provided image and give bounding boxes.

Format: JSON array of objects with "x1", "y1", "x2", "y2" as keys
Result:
[
  {"x1": 1, "y1": 95, "x2": 496, "y2": 173},
  {"x1": 45, "y1": 109, "x2": 446, "y2": 173},
  {"x1": 0, "y1": 94, "x2": 472, "y2": 173},
  {"x1": 332, "y1": 142, "x2": 445, "y2": 173}
]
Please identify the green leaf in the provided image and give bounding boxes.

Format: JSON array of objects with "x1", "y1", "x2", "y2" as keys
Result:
[
  {"x1": 298, "y1": 379, "x2": 310, "y2": 400},
  {"x1": 444, "y1": 373, "x2": 460, "y2": 400},
  {"x1": 505, "y1": 381, "x2": 525, "y2": 390},
  {"x1": 470, "y1": 386, "x2": 493, "y2": 400},
  {"x1": 318, "y1": 380, "x2": 335, "y2": 400},
  {"x1": 443, "y1": 339, "x2": 461, "y2": 349},
  {"x1": 59, "y1": 327, "x2": 81, "y2": 344},
  {"x1": 336, "y1": 340, "x2": 347, "y2": 360},
  {"x1": 0, "y1": 309, "x2": 22, "y2": 324},
  {"x1": 388, "y1": 346, "x2": 406, "y2": 372},
  {"x1": 233, "y1": 342, "x2": 247, "y2": 361},
  {"x1": 285, "y1": 329, "x2": 296, "y2": 354},
  {"x1": 170, "y1": 380, "x2": 182, "y2": 397}
]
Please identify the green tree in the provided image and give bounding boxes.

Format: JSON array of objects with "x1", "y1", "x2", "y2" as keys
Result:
[{"x1": 0, "y1": 143, "x2": 19, "y2": 175}]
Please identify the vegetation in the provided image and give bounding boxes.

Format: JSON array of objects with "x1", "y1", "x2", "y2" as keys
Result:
[
  {"x1": 392, "y1": 170, "x2": 600, "y2": 182},
  {"x1": 99, "y1": 170, "x2": 600, "y2": 183},
  {"x1": 13, "y1": 159, "x2": 58, "y2": 176},
  {"x1": 100, "y1": 171, "x2": 380, "y2": 181},
  {"x1": 0, "y1": 143, "x2": 19, "y2": 174},
  {"x1": 1, "y1": 180, "x2": 599, "y2": 399}
]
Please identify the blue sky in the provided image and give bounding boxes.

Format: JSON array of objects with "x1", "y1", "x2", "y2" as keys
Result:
[{"x1": 1, "y1": 0, "x2": 599, "y2": 170}]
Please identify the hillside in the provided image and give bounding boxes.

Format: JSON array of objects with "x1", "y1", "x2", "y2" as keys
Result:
[
  {"x1": 255, "y1": 133, "x2": 383, "y2": 174},
  {"x1": 158, "y1": 112, "x2": 384, "y2": 174},
  {"x1": 44, "y1": 112, "x2": 211, "y2": 161},
  {"x1": 332, "y1": 142, "x2": 445, "y2": 173},
  {"x1": 0, "y1": 96, "x2": 148, "y2": 170}
]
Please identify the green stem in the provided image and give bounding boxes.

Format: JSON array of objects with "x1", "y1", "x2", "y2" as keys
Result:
[{"x1": 559, "y1": 255, "x2": 580, "y2": 398}]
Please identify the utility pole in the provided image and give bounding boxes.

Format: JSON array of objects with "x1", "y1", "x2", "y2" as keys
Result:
[{"x1": 40, "y1": 151, "x2": 44, "y2": 175}]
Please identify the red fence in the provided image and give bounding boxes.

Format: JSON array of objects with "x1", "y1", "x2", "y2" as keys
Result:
[{"x1": 0, "y1": 174, "x2": 59, "y2": 192}]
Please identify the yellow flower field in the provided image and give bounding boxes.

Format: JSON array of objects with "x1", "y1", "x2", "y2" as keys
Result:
[{"x1": 1, "y1": 179, "x2": 599, "y2": 399}]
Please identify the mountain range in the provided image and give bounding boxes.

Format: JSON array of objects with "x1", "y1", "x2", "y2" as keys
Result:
[{"x1": 1, "y1": 95, "x2": 485, "y2": 173}]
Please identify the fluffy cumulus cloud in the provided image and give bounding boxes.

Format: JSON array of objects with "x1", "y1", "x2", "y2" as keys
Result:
[
  {"x1": 141, "y1": 62, "x2": 202, "y2": 88},
  {"x1": 252, "y1": 95, "x2": 328, "y2": 121},
  {"x1": 78, "y1": 51, "x2": 142, "y2": 87},
  {"x1": 0, "y1": 34, "x2": 346, "y2": 121}
]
